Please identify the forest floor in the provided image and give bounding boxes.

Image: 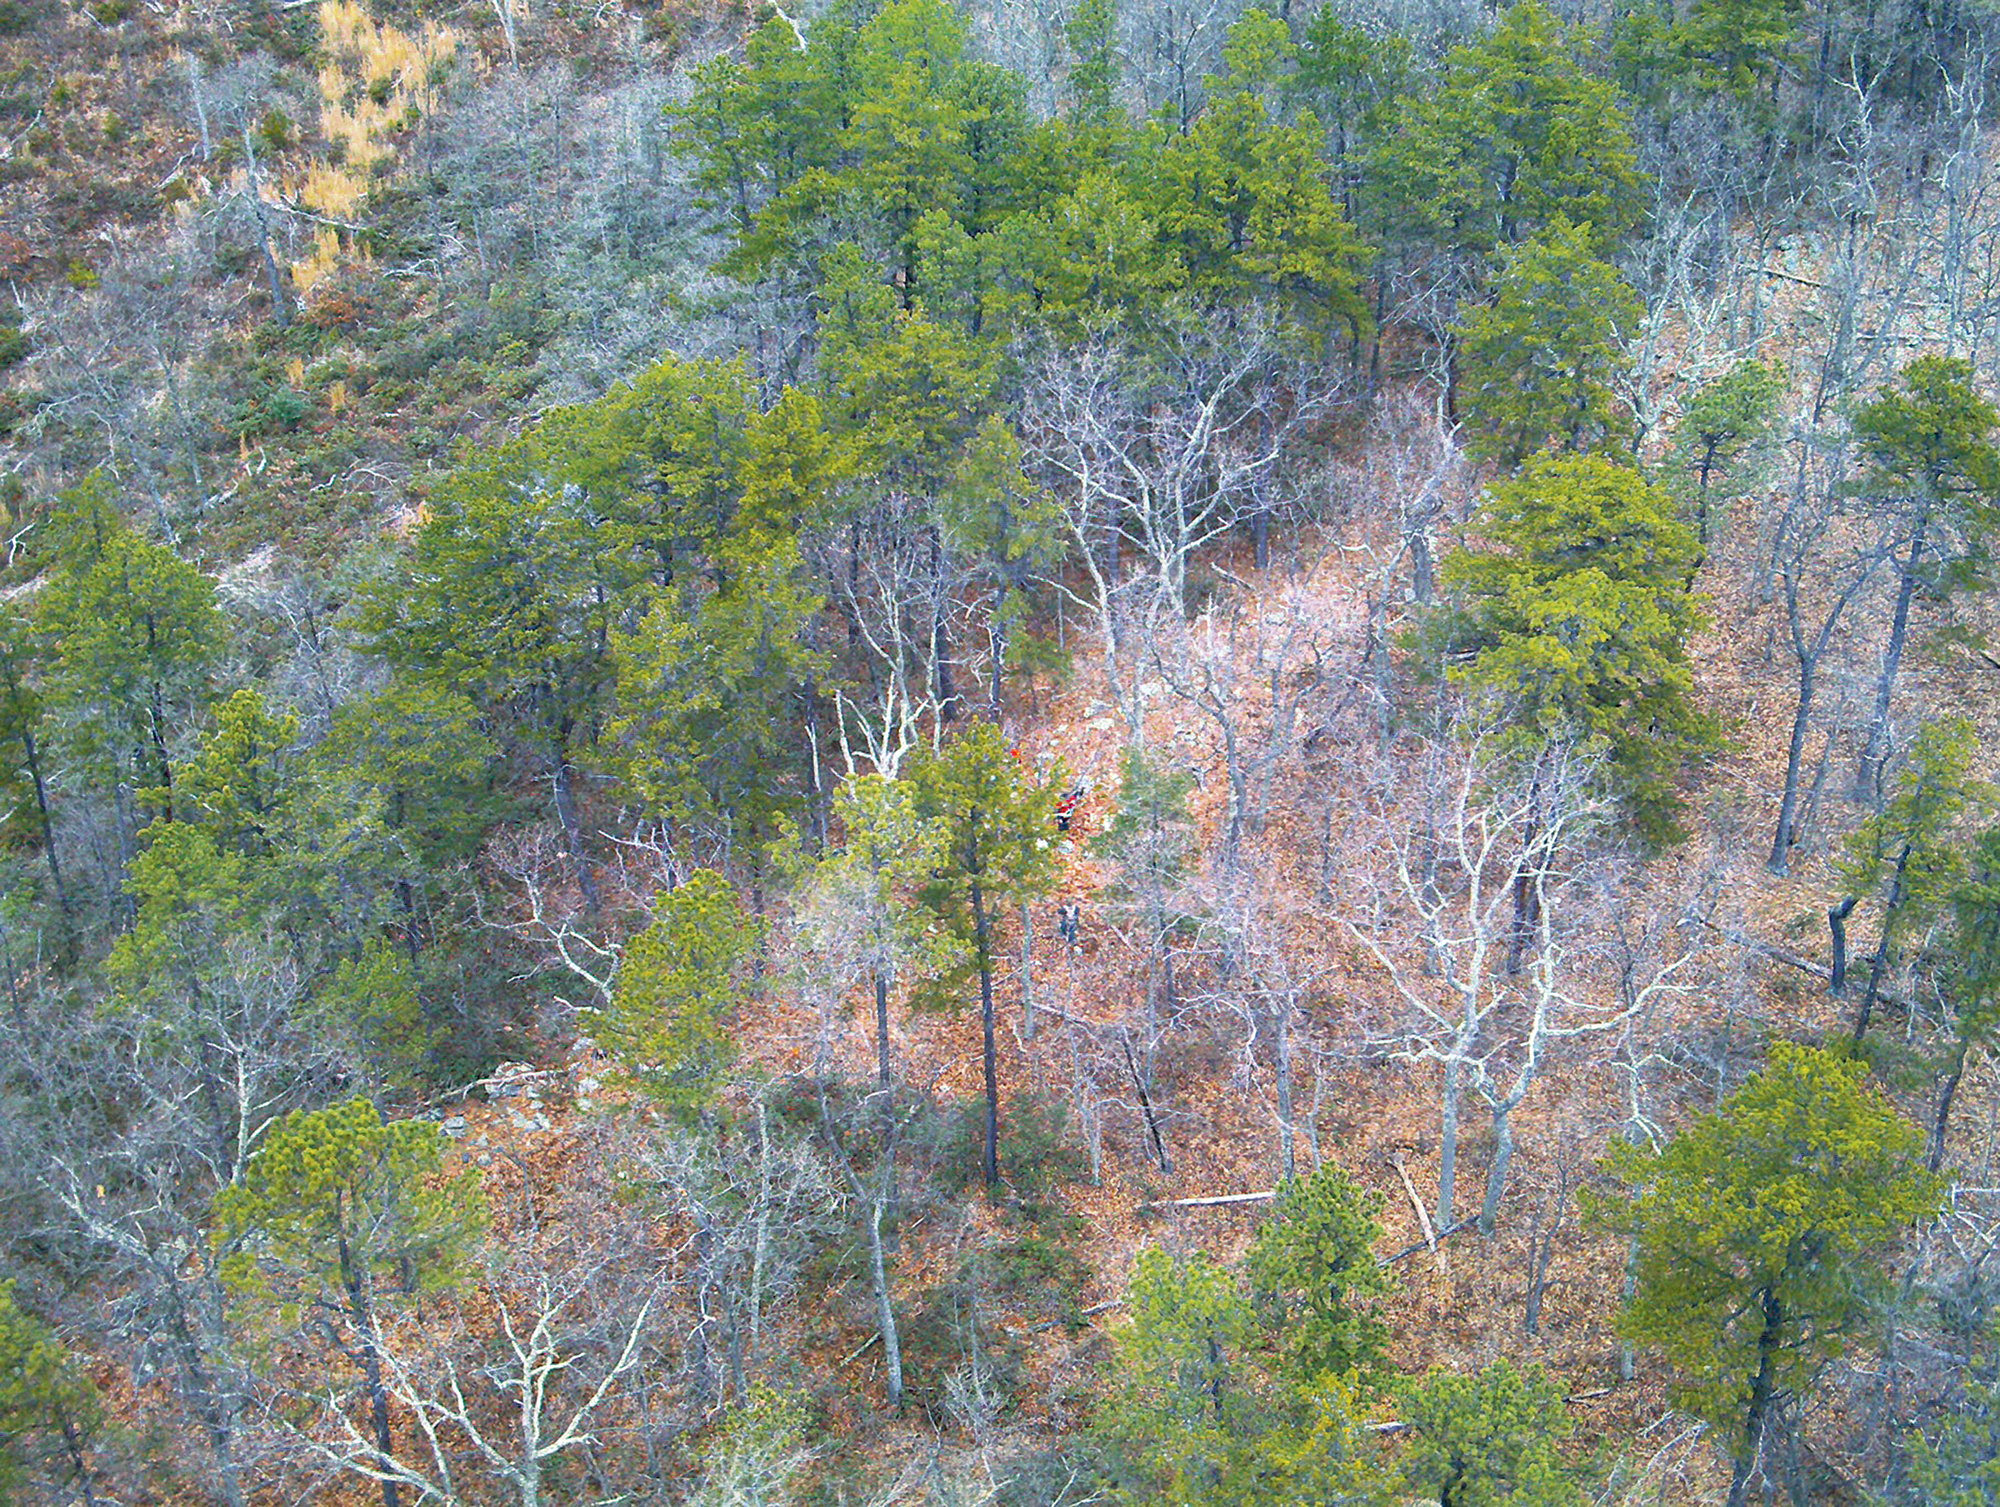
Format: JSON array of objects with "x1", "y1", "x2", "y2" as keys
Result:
[{"x1": 411, "y1": 491, "x2": 2000, "y2": 1504}]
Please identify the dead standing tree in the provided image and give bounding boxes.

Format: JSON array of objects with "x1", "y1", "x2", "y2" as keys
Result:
[
  {"x1": 1021, "y1": 309, "x2": 1345, "y2": 734},
  {"x1": 1342, "y1": 735, "x2": 1674, "y2": 1236},
  {"x1": 1323, "y1": 388, "x2": 1470, "y2": 749},
  {"x1": 1148, "y1": 578, "x2": 1327, "y2": 883},
  {"x1": 303, "y1": 1156, "x2": 672, "y2": 1507},
  {"x1": 1205, "y1": 867, "x2": 1342, "y2": 1184}
]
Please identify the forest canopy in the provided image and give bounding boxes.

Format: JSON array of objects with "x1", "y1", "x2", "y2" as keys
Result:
[{"x1": 0, "y1": 0, "x2": 1997, "y2": 1502}]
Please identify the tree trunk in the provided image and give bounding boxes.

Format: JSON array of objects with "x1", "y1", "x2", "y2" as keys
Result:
[
  {"x1": 874, "y1": 965, "x2": 894, "y2": 1095},
  {"x1": 1828, "y1": 896, "x2": 1856, "y2": 994},
  {"x1": 1726, "y1": 1289, "x2": 1785, "y2": 1507},
  {"x1": 1020, "y1": 901, "x2": 1035, "y2": 1041},
  {"x1": 1479, "y1": 1103, "x2": 1514, "y2": 1237},
  {"x1": 929, "y1": 529, "x2": 959, "y2": 724},
  {"x1": 1507, "y1": 772, "x2": 1545, "y2": 975},
  {"x1": 1436, "y1": 1056, "x2": 1462, "y2": 1233},
  {"x1": 1274, "y1": 1001, "x2": 1295, "y2": 1183},
  {"x1": 1852, "y1": 843, "x2": 1912, "y2": 1044},
  {"x1": 239, "y1": 128, "x2": 291, "y2": 327},
  {"x1": 187, "y1": 55, "x2": 212, "y2": 158},
  {"x1": 1770, "y1": 658, "x2": 1819, "y2": 874},
  {"x1": 1855, "y1": 512, "x2": 1930, "y2": 801},
  {"x1": 155, "y1": 1263, "x2": 248, "y2": 1507},
  {"x1": 59, "y1": 1411, "x2": 104, "y2": 1507},
  {"x1": 1618, "y1": 1232, "x2": 1639, "y2": 1381},
  {"x1": 972, "y1": 875, "x2": 1000, "y2": 1190},
  {"x1": 1930, "y1": 1035, "x2": 1972, "y2": 1173},
  {"x1": 1695, "y1": 441, "x2": 1719, "y2": 553},
  {"x1": 340, "y1": 1236, "x2": 399, "y2": 1507},
  {"x1": 1122, "y1": 1031, "x2": 1171, "y2": 1174},
  {"x1": 1522, "y1": 1214, "x2": 1555, "y2": 1336},
  {"x1": 20, "y1": 723, "x2": 68, "y2": 915},
  {"x1": 1409, "y1": 529, "x2": 1435, "y2": 605},
  {"x1": 871, "y1": 963, "x2": 900, "y2": 1241},
  {"x1": 868, "y1": 1186, "x2": 904, "y2": 1411},
  {"x1": 549, "y1": 728, "x2": 600, "y2": 915}
]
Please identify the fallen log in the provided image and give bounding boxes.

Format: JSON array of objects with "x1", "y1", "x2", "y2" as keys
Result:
[
  {"x1": 1393, "y1": 1154, "x2": 1447, "y2": 1275},
  {"x1": 1384, "y1": 1217, "x2": 1475, "y2": 1265},
  {"x1": 1707, "y1": 922, "x2": 1918, "y2": 1011},
  {"x1": 1137, "y1": 1190, "x2": 1277, "y2": 1213}
]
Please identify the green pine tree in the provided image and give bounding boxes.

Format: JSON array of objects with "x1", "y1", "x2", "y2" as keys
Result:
[
  {"x1": 173, "y1": 688, "x2": 302, "y2": 858},
  {"x1": 1849, "y1": 355, "x2": 2000, "y2": 797},
  {"x1": 1245, "y1": 1163, "x2": 1395, "y2": 1388},
  {"x1": 0, "y1": 1280, "x2": 107, "y2": 1504},
  {"x1": 1397, "y1": 1360, "x2": 1582, "y2": 1506},
  {"x1": 905, "y1": 722, "x2": 1061, "y2": 1189},
  {"x1": 1368, "y1": 0, "x2": 1645, "y2": 266},
  {"x1": 597, "y1": 871, "x2": 762, "y2": 1118},
  {"x1": 1453, "y1": 217, "x2": 1641, "y2": 466},
  {"x1": 1672, "y1": 358, "x2": 1784, "y2": 557},
  {"x1": 215, "y1": 1098, "x2": 487, "y2": 1507},
  {"x1": 34, "y1": 475, "x2": 227, "y2": 828},
  {"x1": 1836, "y1": 717, "x2": 1992, "y2": 1044},
  {"x1": 1426, "y1": 453, "x2": 1721, "y2": 845},
  {"x1": 1099, "y1": 1246, "x2": 1388, "y2": 1507},
  {"x1": 1597, "y1": 1042, "x2": 1944, "y2": 1507},
  {"x1": 606, "y1": 533, "x2": 831, "y2": 862}
]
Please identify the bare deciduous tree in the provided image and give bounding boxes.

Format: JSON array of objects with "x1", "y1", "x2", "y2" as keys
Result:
[{"x1": 1343, "y1": 735, "x2": 1685, "y2": 1235}]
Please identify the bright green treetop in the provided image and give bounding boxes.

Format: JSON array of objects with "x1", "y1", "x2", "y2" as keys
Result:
[
  {"x1": 1598, "y1": 1042, "x2": 1943, "y2": 1458},
  {"x1": 107, "y1": 821, "x2": 262, "y2": 1008},
  {"x1": 819, "y1": 243, "x2": 1000, "y2": 492},
  {"x1": 1397, "y1": 1360, "x2": 1582, "y2": 1507},
  {"x1": 1430, "y1": 453, "x2": 1720, "y2": 845},
  {"x1": 602, "y1": 354, "x2": 755, "y2": 583},
  {"x1": 1094, "y1": 745, "x2": 1198, "y2": 924},
  {"x1": 985, "y1": 171, "x2": 1178, "y2": 337},
  {"x1": 1246, "y1": 1163, "x2": 1394, "y2": 1387},
  {"x1": 1099, "y1": 1246, "x2": 1388, "y2": 1507},
  {"x1": 1838, "y1": 717, "x2": 1994, "y2": 1044},
  {"x1": 1454, "y1": 217, "x2": 1641, "y2": 465},
  {"x1": 363, "y1": 458, "x2": 620, "y2": 764},
  {"x1": 606, "y1": 533, "x2": 830, "y2": 843},
  {"x1": 1672, "y1": 0, "x2": 1802, "y2": 103},
  {"x1": 736, "y1": 387, "x2": 850, "y2": 540},
  {"x1": 906, "y1": 721, "x2": 1061, "y2": 1187},
  {"x1": 1369, "y1": 0, "x2": 1645, "y2": 263},
  {"x1": 807, "y1": 771, "x2": 955, "y2": 986},
  {"x1": 1293, "y1": 9, "x2": 1411, "y2": 177},
  {"x1": 1097, "y1": 1245, "x2": 1260, "y2": 1500},
  {"x1": 1945, "y1": 827, "x2": 2000, "y2": 1054},
  {"x1": 1141, "y1": 11, "x2": 1371, "y2": 342},
  {"x1": 311, "y1": 940, "x2": 433, "y2": 1094},
  {"x1": 674, "y1": 14, "x2": 846, "y2": 267},
  {"x1": 34, "y1": 476, "x2": 226, "y2": 817},
  {"x1": 904, "y1": 722, "x2": 1061, "y2": 1004},
  {"x1": 1852, "y1": 353, "x2": 2000, "y2": 592},
  {"x1": 597, "y1": 871, "x2": 762, "y2": 1116},
  {"x1": 214, "y1": 1096, "x2": 487, "y2": 1319},
  {"x1": 173, "y1": 688, "x2": 302, "y2": 857},
  {"x1": 1065, "y1": 0, "x2": 1117, "y2": 126}
]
